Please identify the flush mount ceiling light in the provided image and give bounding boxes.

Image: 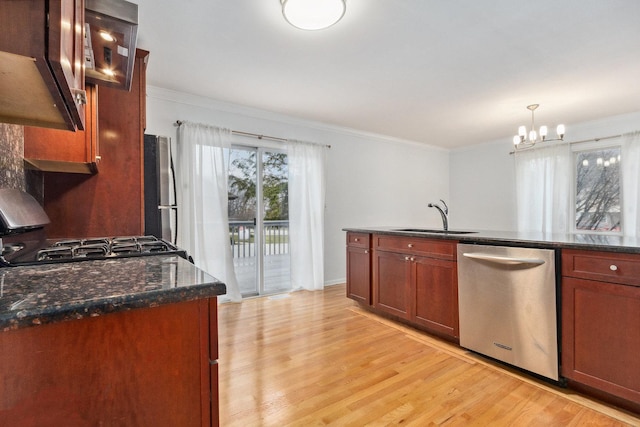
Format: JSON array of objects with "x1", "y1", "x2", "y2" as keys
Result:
[
  {"x1": 513, "y1": 104, "x2": 566, "y2": 150},
  {"x1": 281, "y1": 0, "x2": 346, "y2": 31}
]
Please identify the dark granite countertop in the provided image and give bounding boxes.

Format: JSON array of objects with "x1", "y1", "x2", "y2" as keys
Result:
[
  {"x1": 0, "y1": 254, "x2": 226, "y2": 331},
  {"x1": 343, "y1": 227, "x2": 640, "y2": 254}
]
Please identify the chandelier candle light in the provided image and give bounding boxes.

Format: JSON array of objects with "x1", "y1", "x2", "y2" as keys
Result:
[
  {"x1": 281, "y1": 0, "x2": 346, "y2": 30},
  {"x1": 513, "y1": 104, "x2": 565, "y2": 150}
]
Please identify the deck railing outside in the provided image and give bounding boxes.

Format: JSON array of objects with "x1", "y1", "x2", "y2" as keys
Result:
[{"x1": 229, "y1": 220, "x2": 289, "y2": 258}]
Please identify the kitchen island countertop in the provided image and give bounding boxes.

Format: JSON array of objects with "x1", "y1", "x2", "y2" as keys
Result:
[
  {"x1": 343, "y1": 227, "x2": 640, "y2": 254},
  {"x1": 0, "y1": 254, "x2": 226, "y2": 331}
]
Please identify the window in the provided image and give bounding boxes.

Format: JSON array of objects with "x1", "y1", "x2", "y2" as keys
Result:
[{"x1": 574, "y1": 146, "x2": 622, "y2": 233}]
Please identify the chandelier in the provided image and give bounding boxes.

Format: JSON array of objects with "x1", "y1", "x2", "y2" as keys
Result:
[
  {"x1": 281, "y1": 0, "x2": 346, "y2": 31},
  {"x1": 512, "y1": 104, "x2": 565, "y2": 149}
]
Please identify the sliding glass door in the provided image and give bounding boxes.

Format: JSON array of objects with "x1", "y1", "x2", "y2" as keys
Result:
[{"x1": 227, "y1": 146, "x2": 290, "y2": 296}]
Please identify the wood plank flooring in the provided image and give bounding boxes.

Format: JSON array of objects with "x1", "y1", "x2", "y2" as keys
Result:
[{"x1": 218, "y1": 284, "x2": 640, "y2": 426}]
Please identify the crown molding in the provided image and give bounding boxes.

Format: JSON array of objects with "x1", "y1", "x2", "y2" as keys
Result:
[{"x1": 146, "y1": 85, "x2": 447, "y2": 152}]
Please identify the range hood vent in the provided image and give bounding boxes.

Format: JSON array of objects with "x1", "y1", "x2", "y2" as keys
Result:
[{"x1": 85, "y1": 0, "x2": 138, "y2": 91}]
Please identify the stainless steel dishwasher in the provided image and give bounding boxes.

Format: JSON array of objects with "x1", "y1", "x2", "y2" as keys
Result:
[{"x1": 457, "y1": 243, "x2": 559, "y2": 381}]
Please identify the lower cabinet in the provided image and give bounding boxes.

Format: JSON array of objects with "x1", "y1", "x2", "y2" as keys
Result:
[
  {"x1": 369, "y1": 234, "x2": 459, "y2": 341},
  {"x1": 0, "y1": 298, "x2": 220, "y2": 426},
  {"x1": 346, "y1": 232, "x2": 371, "y2": 305},
  {"x1": 413, "y1": 255, "x2": 458, "y2": 338},
  {"x1": 373, "y1": 250, "x2": 412, "y2": 319},
  {"x1": 561, "y1": 249, "x2": 640, "y2": 409}
]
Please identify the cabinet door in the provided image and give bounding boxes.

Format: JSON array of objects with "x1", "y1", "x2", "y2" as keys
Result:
[
  {"x1": 347, "y1": 246, "x2": 371, "y2": 305},
  {"x1": 413, "y1": 256, "x2": 459, "y2": 338},
  {"x1": 562, "y1": 277, "x2": 640, "y2": 404},
  {"x1": 24, "y1": 84, "x2": 99, "y2": 174},
  {"x1": 0, "y1": 0, "x2": 84, "y2": 131},
  {"x1": 48, "y1": 0, "x2": 86, "y2": 129},
  {"x1": 208, "y1": 298, "x2": 219, "y2": 427},
  {"x1": 373, "y1": 250, "x2": 411, "y2": 319},
  {"x1": 0, "y1": 300, "x2": 209, "y2": 425}
]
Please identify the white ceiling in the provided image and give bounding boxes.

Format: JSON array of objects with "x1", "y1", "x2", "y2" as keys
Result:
[{"x1": 133, "y1": 0, "x2": 640, "y2": 149}]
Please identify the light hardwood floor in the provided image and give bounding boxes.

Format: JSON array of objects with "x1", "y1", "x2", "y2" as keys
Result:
[{"x1": 218, "y1": 284, "x2": 640, "y2": 426}]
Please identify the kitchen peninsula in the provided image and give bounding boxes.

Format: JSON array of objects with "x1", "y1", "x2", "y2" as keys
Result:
[
  {"x1": 345, "y1": 227, "x2": 640, "y2": 414},
  {"x1": 0, "y1": 254, "x2": 226, "y2": 426}
]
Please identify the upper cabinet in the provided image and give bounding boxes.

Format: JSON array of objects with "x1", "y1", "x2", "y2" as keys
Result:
[
  {"x1": 24, "y1": 84, "x2": 100, "y2": 174},
  {"x1": 0, "y1": 0, "x2": 86, "y2": 131}
]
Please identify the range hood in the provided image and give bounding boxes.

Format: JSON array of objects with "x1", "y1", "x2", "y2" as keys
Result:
[{"x1": 85, "y1": 0, "x2": 138, "y2": 91}]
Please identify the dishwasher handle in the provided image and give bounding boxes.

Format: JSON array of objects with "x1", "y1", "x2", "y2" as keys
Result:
[{"x1": 462, "y1": 252, "x2": 545, "y2": 266}]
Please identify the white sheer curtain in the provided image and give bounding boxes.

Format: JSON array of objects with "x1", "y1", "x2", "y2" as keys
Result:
[
  {"x1": 176, "y1": 121, "x2": 241, "y2": 302},
  {"x1": 622, "y1": 131, "x2": 640, "y2": 237},
  {"x1": 287, "y1": 140, "x2": 327, "y2": 291},
  {"x1": 514, "y1": 143, "x2": 572, "y2": 233}
]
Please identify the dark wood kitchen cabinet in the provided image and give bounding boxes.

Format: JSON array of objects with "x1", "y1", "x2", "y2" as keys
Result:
[
  {"x1": 0, "y1": 0, "x2": 85, "y2": 131},
  {"x1": 413, "y1": 254, "x2": 458, "y2": 338},
  {"x1": 346, "y1": 232, "x2": 372, "y2": 305},
  {"x1": 561, "y1": 249, "x2": 640, "y2": 410},
  {"x1": 41, "y1": 49, "x2": 149, "y2": 239},
  {"x1": 373, "y1": 249, "x2": 412, "y2": 319},
  {"x1": 0, "y1": 298, "x2": 220, "y2": 426},
  {"x1": 372, "y1": 234, "x2": 459, "y2": 341},
  {"x1": 24, "y1": 84, "x2": 100, "y2": 174}
]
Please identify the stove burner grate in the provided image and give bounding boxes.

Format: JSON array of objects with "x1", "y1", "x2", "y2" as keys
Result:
[
  {"x1": 3, "y1": 235, "x2": 186, "y2": 266},
  {"x1": 41, "y1": 236, "x2": 171, "y2": 260},
  {"x1": 37, "y1": 246, "x2": 74, "y2": 261}
]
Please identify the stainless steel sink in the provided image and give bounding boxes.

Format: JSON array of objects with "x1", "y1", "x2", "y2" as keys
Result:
[{"x1": 393, "y1": 228, "x2": 477, "y2": 235}]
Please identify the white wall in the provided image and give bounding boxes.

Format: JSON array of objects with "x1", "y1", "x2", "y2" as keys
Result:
[
  {"x1": 145, "y1": 87, "x2": 450, "y2": 286},
  {"x1": 450, "y1": 111, "x2": 640, "y2": 231}
]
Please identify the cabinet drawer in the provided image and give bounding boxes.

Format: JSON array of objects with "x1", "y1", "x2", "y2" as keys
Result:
[
  {"x1": 562, "y1": 249, "x2": 640, "y2": 286},
  {"x1": 374, "y1": 234, "x2": 456, "y2": 260},
  {"x1": 347, "y1": 232, "x2": 370, "y2": 248}
]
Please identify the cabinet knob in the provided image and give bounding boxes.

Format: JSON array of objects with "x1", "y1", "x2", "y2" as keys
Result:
[
  {"x1": 610, "y1": 264, "x2": 618, "y2": 271},
  {"x1": 407, "y1": 243, "x2": 413, "y2": 248},
  {"x1": 405, "y1": 256, "x2": 410, "y2": 261},
  {"x1": 95, "y1": 155, "x2": 102, "y2": 162},
  {"x1": 354, "y1": 238, "x2": 359, "y2": 242},
  {"x1": 364, "y1": 250, "x2": 368, "y2": 254},
  {"x1": 410, "y1": 257, "x2": 415, "y2": 262}
]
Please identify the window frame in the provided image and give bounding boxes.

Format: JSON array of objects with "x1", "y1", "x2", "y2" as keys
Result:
[{"x1": 570, "y1": 140, "x2": 624, "y2": 235}]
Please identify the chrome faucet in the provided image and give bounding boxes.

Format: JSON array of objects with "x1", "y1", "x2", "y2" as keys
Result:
[{"x1": 428, "y1": 199, "x2": 449, "y2": 231}]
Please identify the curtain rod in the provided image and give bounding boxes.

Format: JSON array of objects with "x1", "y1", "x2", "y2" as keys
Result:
[
  {"x1": 509, "y1": 133, "x2": 629, "y2": 155},
  {"x1": 174, "y1": 120, "x2": 331, "y2": 148}
]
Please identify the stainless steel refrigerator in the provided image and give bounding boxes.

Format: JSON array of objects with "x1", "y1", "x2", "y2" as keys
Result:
[{"x1": 144, "y1": 134, "x2": 177, "y2": 243}]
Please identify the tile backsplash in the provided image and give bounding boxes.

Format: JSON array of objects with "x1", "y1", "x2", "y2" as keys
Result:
[
  {"x1": 0, "y1": 123, "x2": 25, "y2": 190},
  {"x1": 0, "y1": 123, "x2": 43, "y2": 201}
]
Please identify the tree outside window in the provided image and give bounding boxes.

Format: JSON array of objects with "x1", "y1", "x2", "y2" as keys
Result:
[
  {"x1": 228, "y1": 150, "x2": 288, "y2": 221},
  {"x1": 575, "y1": 147, "x2": 621, "y2": 232}
]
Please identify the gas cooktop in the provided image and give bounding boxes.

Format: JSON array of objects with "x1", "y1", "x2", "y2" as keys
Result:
[{"x1": 1, "y1": 235, "x2": 188, "y2": 267}]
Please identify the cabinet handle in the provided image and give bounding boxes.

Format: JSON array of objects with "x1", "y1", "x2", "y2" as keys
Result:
[
  {"x1": 407, "y1": 243, "x2": 413, "y2": 248},
  {"x1": 95, "y1": 155, "x2": 102, "y2": 162},
  {"x1": 72, "y1": 89, "x2": 87, "y2": 106},
  {"x1": 610, "y1": 264, "x2": 618, "y2": 271}
]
